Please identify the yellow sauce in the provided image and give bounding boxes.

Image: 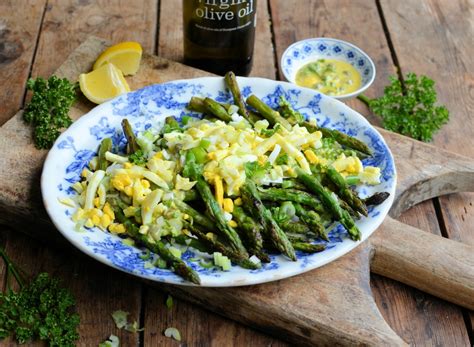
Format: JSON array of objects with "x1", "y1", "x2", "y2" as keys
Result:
[{"x1": 295, "y1": 59, "x2": 362, "y2": 96}]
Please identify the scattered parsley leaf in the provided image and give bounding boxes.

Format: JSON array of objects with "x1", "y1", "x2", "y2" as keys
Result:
[
  {"x1": 111, "y1": 310, "x2": 129, "y2": 329},
  {"x1": 111, "y1": 310, "x2": 143, "y2": 333},
  {"x1": 129, "y1": 149, "x2": 147, "y2": 166},
  {"x1": 164, "y1": 327, "x2": 181, "y2": 341},
  {"x1": 23, "y1": 76, "x2": 77, "y2": 149},
  {"x1": 99, "y1": 334, "x2": 120, "y2": 347},
  {"x1": 0, "y1": 248, "x2": 80, "y2": 346},
  {"x1": 166, "y1": 295, "x2": 173, "y2": 309},
  {"x1": 124, "y1": 321, "x2": 144, "y2": 333},
  {"x1": 358, "y1": 73, "x2": 449, "y2": 142}
]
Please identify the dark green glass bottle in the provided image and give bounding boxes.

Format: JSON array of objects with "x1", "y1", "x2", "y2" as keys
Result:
[{"x1": 183, "y1": 0, "x2": 257, "y2": 76}]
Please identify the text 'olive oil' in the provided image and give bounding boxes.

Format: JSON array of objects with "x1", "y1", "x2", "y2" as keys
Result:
[{"x1": 183, "y1": 0, "x2": 257, "y2": 76}]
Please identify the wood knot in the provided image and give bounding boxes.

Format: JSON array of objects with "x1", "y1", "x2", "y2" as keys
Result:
[
  {"x1": 0, "y1": 26, "x2": 24, "y2": 65},
  {"x1": 154, "y1": 61, "x2": 170, "y2": 70}
]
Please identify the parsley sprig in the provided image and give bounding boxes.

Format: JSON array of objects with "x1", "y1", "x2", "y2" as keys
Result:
[
  {"x1": 23, "y1": 76, "x2": 78, "y2": 149},
  {"x1": 0, "y1": 248, "x2": 80, "y2": 346},
  {"x1": 358, "y1": 73, "x2": 449, "y2": 142}
]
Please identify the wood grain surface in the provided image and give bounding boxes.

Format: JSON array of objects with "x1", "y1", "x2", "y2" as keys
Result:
[
  {"x1": 0, "y1": 0, "x2": 47, "y2": 125},
  {"x1": 0, "y1": 0, "x2": 473, "y2": 345},
  {"x1": 1, "y1": 35, "x2": 473, "y2": 345},
  {"x1": 268, "y1": 0, "x2": 473, "y2": 345}
]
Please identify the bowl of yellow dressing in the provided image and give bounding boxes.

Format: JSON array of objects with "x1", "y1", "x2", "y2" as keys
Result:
[{"x1": 281, "y1": 38, "x2": 376, "y2": 100}]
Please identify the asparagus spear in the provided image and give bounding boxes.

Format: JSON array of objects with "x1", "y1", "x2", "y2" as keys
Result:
[
  {"x1": 183, "y1": 152, "x2": 248, "y2": 256},
  {"x1": 302, "y1": 121, "x2": 372, "y2": 155},
  {"x1": 121, "y1": 119, "x2": 140, "y2": 154},
  {"x1": 258, "y1": 187, "x2": 324, "y2": 213},
  {"x1": 295, "y1": 167, "x2": 361, "y2": 240},
  {"x1": 280, "y1": 179, "x2": 308, "y2": 190},
  {"x1": 364, "y1": 192, "x2": 390, "y2": 206},
  {"x1": 174, "y1": 200, "x2": 214, "y2": 231},
  {"x1": 109, "y1": 200, "x2": 200, "y2": 284},
  {"x1": 292, "y1": 242, "x2": 326, "y2": 253},
  {"x1": 183, "y1": 189, "x2": 198, "y2": 201},
  {"x1": 278, "y1": 96, "x2": 304, "y2": 124},
  {"x1": 225, "y1": 71, "x2": 252, "y2": 123},
  {"x1": 203, "y1": 98, "x2": 233, "y2": 122},
  {"x1": 248, "y1": 110, "x2": 263, "y2": 123},
  {"x1": 187, "y1": 96, "x2": 208, "y2": 113},
  {"x1": 279, "y1": 221, "x2": 311, "y2": 234},
  {"x1": 240, "y1": 179, "x2": 297, "y2": 261},
  {"x1": 325, "y1": 165, "x2": 368, "y2": 217},
  {"x1": 232, "y1": 206, "x2": 270, "y2": 263},
  {"x1": 185, "y1": 223, "x2": 260, "y2": 269},
  {"x1": 293, "y1": 203, "x2": 328, "y2": 240},
  {"x1": 97, "y1": 137, "x2": 112, "y2": 171},
  {"x1": 246, "y1": 95, "x2": 292, "y2": 130}
]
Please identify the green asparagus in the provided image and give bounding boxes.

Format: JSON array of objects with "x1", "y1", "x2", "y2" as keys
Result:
[
  {"x1": 187, "y1": 96, "x2": 208, "y2": 113},
  {"x1": 364, "y1": 192, "x2": 390, "y2": 206},
  {"x1": 203, "y1": 97, "x2": 233, "y2": 122},
  {"x1": 302, "y1": 121, "x2": 372, "y2": 155},
  {"x1": 240, "y1": 179, "x2": 296, "y2": 261},
  {"x1": 292, "y1": 242, "x2": 326, "y2": 253},
  {"x1": 110, "y1": 200, "x2": 200, "y2": 284},
  {"x1": 225, "y1": 71, "x2": 252, "y2": 123},
  {"x1": 295, "y1": 167, "x2": 361, "y2": 240},
  {"x1": 246, "y1": 94, "x2": 292, "y2": 130},
  {"x1": 97, "y1": 137, "x2": 112, "y2": 171},
  {"x1": 326, "y1": 165, "x2": 368, "y2": 217},
  {"x1": 186, "y1": 223, "x2": 260, "y2": 269},
  {"x1": 293, "y1": 203, "x2": 328, "y2": 240},
  {"x1": 121, "y1": 119, "x2": 140, "y2": 154},
  {"x1": 232, "y1": 206, "x2": 270, "y2": 263},
  {"x1": 183, "y1": 152, "x2": 249, "y2": 256},
  {"x1": 174, "y1": 200, "x2": 214, "y2": 231},
  {"x1": 258, "y1": 187, "x2": 324, "y2": 213}
]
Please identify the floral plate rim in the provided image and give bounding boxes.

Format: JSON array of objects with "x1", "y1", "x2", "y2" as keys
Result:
[{"x1": 41, "y1": 76, "x2": 396, "y2": 287}]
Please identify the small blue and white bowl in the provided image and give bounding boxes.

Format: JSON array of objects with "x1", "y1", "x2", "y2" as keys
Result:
[{"x1": 281, "y1": 38, "x2": 376, "y2": 100}]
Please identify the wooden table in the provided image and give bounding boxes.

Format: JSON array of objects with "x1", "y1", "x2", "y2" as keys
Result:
[{"x1": 1, "y1": 0, "x2": 472, "y2": 345}]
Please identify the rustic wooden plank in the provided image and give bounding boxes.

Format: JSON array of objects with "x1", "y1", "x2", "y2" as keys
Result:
[
  {"x1": 158, "y1": 0, "x2": 276, "y2": 79},
  {"x1": 380, "y1": 1, "x2": 474, "y2": 342},
  {"x1": 0, "y1": 0, "x2": 46, "y2": 125},
  {"x1": 1, "y1": 35, "x2": 473, "y2": 345},
  {"x1": 0, "y1": 226, "x2": 142, "y2": 346},
  {"x1": 371, "y1": 203, "x2": 471, "y2": 346},
  {"x1": 379, "y1": 0, "x2": 474, "y2": 244},
  {"x1": 269, "y1": 0, "x2": 471, "y2": 344},
  {"x1": 30, "y1": 0, "x2": 157, "y2": 78},
  {"x1": 371, "y1": 274, "x2": 471, "y2": 346},
  {"x1": 143, "y1": 2, "x2": 285, "y2": 345},
  {"x1": 0, "y1": 0, "x2": 159, "y2": 345},
  {"x1": 143, "y1": 288, "x2": 289, "y2": 347}
]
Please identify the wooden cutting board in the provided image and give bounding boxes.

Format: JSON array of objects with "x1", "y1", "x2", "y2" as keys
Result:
[{"x1": 0, "y1": 37, "x2": 473, "y2": 346}]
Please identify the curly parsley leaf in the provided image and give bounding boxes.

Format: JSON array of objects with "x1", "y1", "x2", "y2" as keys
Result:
[
  {"x1": 358, "y1": 73, "x2": 449, "y2": 142},
  {"x1": 23, "y1": 76, "x2": 77, "y2": 149},
  {"x1": 0, "y1": 249, "x2": 80, "y2": 346}
]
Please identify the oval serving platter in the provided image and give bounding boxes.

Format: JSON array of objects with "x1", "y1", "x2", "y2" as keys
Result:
[{"x1": 41, "y1": 77, "x2": 396, "y2": 287}]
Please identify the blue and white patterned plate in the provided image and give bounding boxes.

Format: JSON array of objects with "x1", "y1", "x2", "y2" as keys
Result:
[
  {"x1": 281, "y1": 38, "x2": 376, "y2": 100},
  {"x1": 41, "y1": 77, "x2": 396, "y2": 287}
]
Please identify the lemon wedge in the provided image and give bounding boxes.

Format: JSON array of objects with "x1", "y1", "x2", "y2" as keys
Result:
[
  {"x1": 93, "y1": 41, "x2": 143, "y2": 76},
  {"x1": 79, "y1": 63, "x2": 130, "y2": 104}
]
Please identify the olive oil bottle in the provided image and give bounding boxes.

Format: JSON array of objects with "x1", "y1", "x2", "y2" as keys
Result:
[{"x1": 183, "y1": 0, "x2": 257, "y2": 76}]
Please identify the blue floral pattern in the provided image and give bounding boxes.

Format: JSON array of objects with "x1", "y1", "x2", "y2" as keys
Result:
[{"x1": 42, "y1": 77, "x2": 396, "y2": 287}]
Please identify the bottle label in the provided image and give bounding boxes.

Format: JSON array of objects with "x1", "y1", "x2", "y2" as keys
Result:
[{"x1": 193, "y1": 0, "x2": 255, "y2": 31}]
